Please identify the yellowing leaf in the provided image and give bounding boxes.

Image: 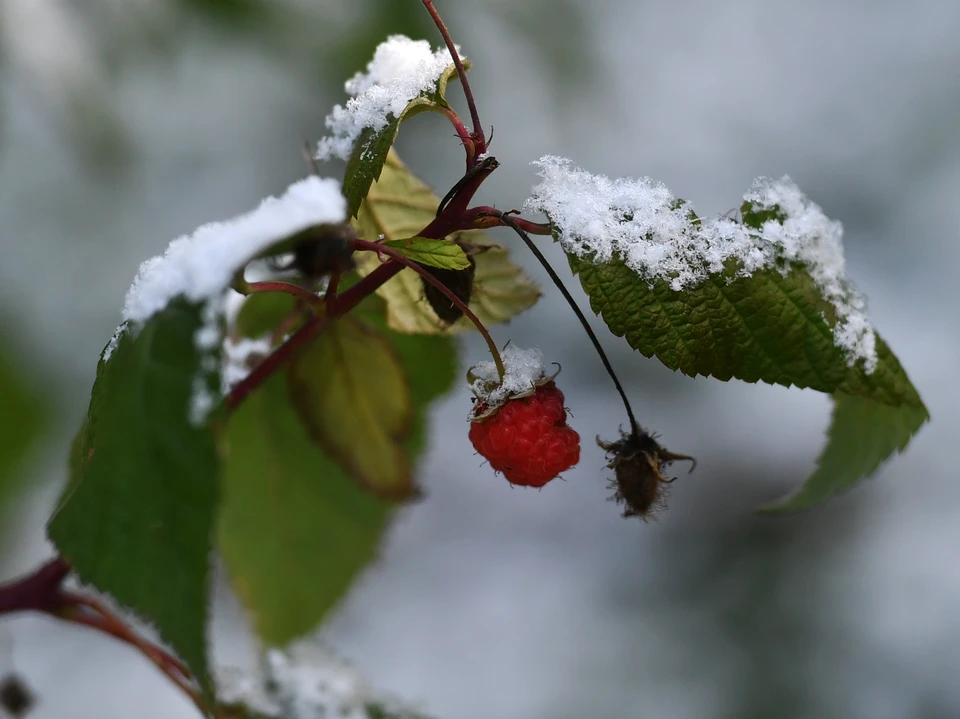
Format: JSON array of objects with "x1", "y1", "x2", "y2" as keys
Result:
[
  {"x1": 352, "y1": 150, "x2": 540, "y2": 335},
  {"x1": 286, "y1": 315, "x2": 414, "y2": 499}
]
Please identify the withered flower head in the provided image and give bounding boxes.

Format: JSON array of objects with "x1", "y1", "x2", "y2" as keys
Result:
[{"x1": 598, "y1": 429, "x2": 696, "y2": 520}]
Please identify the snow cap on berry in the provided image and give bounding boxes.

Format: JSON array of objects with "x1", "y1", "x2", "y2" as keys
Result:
[
  {"x1": 598, "y1": 429, "x2": 695, "y2": 520},
  {"x1": 468, "y1": 344, "x2": 548, "y2": 416}
]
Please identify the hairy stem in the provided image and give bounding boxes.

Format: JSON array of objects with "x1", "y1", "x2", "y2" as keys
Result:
[
  {"x1": 0, "y1": 559, "x2": 208, "y2": 715},
  {"x1": 439, "y1": 106, "x2": 475, "y2": 162},
  {"x1": 354, "y1": 239, "x2": 505, "y2": 379},
  {"x1": 498, "y1": 214, "x2": 641, "y2": 435},
  {"x1": 421, "y1": 0, "x2": 486, "y2": 160}
]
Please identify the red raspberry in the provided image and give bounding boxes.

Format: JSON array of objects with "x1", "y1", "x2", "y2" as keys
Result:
[{"x1": 469, "y1": 382, "x2": 581, "y2": 487}]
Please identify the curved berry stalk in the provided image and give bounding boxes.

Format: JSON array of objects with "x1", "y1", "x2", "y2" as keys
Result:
[
  {"x1": 353, "y1": 238, "x2": 505, "y2": 379},
  {"x1": 496, "y1": 213, "x2": 695, "y2": 517}
]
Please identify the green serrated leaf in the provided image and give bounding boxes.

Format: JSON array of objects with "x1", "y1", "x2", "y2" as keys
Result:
[
  {"x1": 287, "y1": 316, "x2": 414, "y2": 499},
  {"x1": 353, "y1": 151, "x2": 540, "y2": 334},
  {"x1": 570, "y1": 255, "x2": 921, "y2": 405},
  {"x1": 381, "y1": 237, "x2": 471, "y2": 270},
  {"x1": 761, "y1": 394, "x2": 929, "y2": 513},
  {"x1": 342, "y1": 62, "x2": 466, "y2": 218},
  {"x1": 563, "y1": 205, "x2": 927, "y2": 512},
  {"x1": 219, "y1": 295, "x2": 455, "y2": 645},
  {"x1": 0, "y1": 337, "x2": 49, "y2": 517},
  {"x1": 47, "y1": 299, "x2": 220, "y2": 694}
]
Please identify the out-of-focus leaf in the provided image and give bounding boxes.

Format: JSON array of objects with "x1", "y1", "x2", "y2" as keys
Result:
[
  {"x1": 287, "y1": 315, "x2": 413, "y2": 499},
  {"x1": 0, "y1": 336, "x2": 49, "y2": 515},
  {"x1": 47, "y1": 299, "x2": 220, "y2": 695},
  {"x1": 219, "y1": 294, "x2": 456, "y2": 644},
  {"x1": 353, "y1": 151, "x2": 540, "y2": 334}
]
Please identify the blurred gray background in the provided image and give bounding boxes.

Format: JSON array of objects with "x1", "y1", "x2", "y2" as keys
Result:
[{"x1": 1, "y1": 0, "x2": 959, "y2": 717}]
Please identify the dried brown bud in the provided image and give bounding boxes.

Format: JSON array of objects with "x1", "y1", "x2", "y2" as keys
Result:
[{"x1": 598, "y1": 429, "x2": 695, "y2": 520}]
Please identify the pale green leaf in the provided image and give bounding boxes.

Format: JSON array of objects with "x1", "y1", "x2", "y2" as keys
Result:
[{"x1": 381, "y1": 237, "x2": 471, "y2": 270}]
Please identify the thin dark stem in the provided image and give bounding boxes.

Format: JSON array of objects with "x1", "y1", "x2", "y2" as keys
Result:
[
  {"x1": 498, "y1": 214, "x2": 641, "y2": 435},
  {"x1": 438, "y1": 106, "x2": 475, "y2": 162},
  {"x1": 354, "y1": 240, "x2": 505, "y2": 378},
  {"x1": 421, "y1": 0, "x2": 486, "y2": 159}
]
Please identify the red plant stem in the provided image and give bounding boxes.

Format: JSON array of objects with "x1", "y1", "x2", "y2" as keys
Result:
[
  {"x1": 453, "y1": 206, "x2": 555, "y2": 235},
  {"x1": 421, "y1": 0, "x2": 486, "y2": 160},
  {"x1": 0, "y1": 558, "x2": 70, "y2": 615},
  {"x1": 354, "y1": 239, "x2": 505, "y2": 379},
  {"x1": 435, "y1": 156, "x2": 498, "y2": 219},
  {"x1": 0, "y1": 559, "x2": 207, "y2": 715},
  {"x1": 224, "y1": 261, "x2": 405, "y2": 412},
  {"x1": 439, "y1": 106, "x2": 475, "y2": 163},
  {"x1": 225, "y1": 314, "x2": 325, "y2": 412},
  {"x1": 245, "y1": 281, "x2": 323, "y2": 308}
]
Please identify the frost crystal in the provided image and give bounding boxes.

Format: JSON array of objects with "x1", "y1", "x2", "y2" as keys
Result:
[
  {"x1": 316, "y1": 35, "x2": 462, "y2": 162},
  {"x1": 525, "y1": 156, "x2": 878, "y2": 372},
  {"x1": 470, "y1": 345, "x2": 546, "y2": 409}
]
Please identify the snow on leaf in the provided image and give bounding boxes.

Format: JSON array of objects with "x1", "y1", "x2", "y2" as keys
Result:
[
  {"x1": 122, "y1": 176, "x2": 346, "y2": 328},
  {"x1": 525, "y1": 156, "x2": 876, "y2": 371},
  {"x1": 316, "y1": 35, "x2": 464, "y2": 164},
  {"x1": 319, "y1": 35, "x2": 468, "y2": 218},
  {"x1": 109, "y1": 175, "x2": 345, "y2": 422},
  {"x1": 216, "y1": 640, "x2": 437, "y2": 719}
]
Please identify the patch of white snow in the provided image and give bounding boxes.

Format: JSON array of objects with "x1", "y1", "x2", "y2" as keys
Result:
[
  {"x1": 470, "y1": 345, "x2": 546, "y2": 410},
  {"x1": 316, "y1": 35, "x2": 462, "y2": 162}
]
